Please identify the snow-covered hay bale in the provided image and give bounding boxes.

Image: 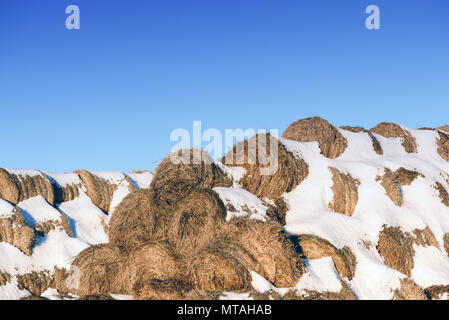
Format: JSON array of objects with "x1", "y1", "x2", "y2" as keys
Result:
[
  {"x1": 282, "y1": 117, "x2": 348, "y2": 159},
  {"x1": 377, "y1": 226, "x2": 414, "y2": 277},
  {"x1": 71, "y1": 243, "x2": 127, "y2": 297},
  {"x1": 219, "y1": 217, "x2": 304, "y2": 286},
  {"x1": 35, "y1": 213, "x2": 73, "y2": 237},
  {"x1": 370, "y1": 122, "x2": 417, "y2": 153},
  {"x1": 439, "y1": 125, "x2": 449, "y2": 134},
  {"x1": 436, "y1": 131, "x2": 449, "y2": 162},
  {"x1": 295, "y1": 234, "x2": 356, "y2": 280},
  {"x1": 393, "y1": 278, "x2": 427, "y2": 300},
  {"x1": 224, "y1": 134, "x2": 309, "y2": 199},
  {"x1": 328, "y1": 167, "x2": 360, "y2": 216},
  {"x1": 411, "y1": 227, "x2": 439, "y2": 248},
  {"x1": 265, "y1": 197, "x2": 289, "y2": 225},
  {"x1": 74, "y1": 170, "x2": 117, "y2": 213},
  {"x1": 119, "y1": 241, "x2": 182, "y2": 296},
  {"x1": 17, "y1": 271, "x2": 54, "y2": 297},
  {"x1": 434, "y1": 182, "x2": 449, "y2": 207},
  {"x1": 443, "y1": 233, "x2": 449, "y2": 256},
  {"x1": 0, "y1": 271, "x2": 11, "y2": 286},
  {"x1": 53, "y1": 182, "x2": 81, "y2": 203},
  {"x1": 0, "y1": 208, "x2": 35, "y2": 256},
  {"x1": 109, "y1": 189, "x2": 158, "y2": 253},
  {"x1": 150, "y1": 149, "x2": 232, "y2": 211},
  {"x1": 340, "y1": 126, "x2": 383, "y2": 155},
  {"x1": 394, "y1": 167, "x2": 423, "y2": 185},
  {"x1": 164, "y1": 188, "x2": 227, "y2": 252},
  {"x1": 424, "y1": 285, "x2": 449, "y2": 300},
  {"x1": 187, "y1": 242, "x2": 251, "y2": 292},
  {"x1": 376, "y1": 168, "x2": 403, "y2": 206},
  {"x1": 0, "y1": 169, "x2": 55, "y2": 205}
]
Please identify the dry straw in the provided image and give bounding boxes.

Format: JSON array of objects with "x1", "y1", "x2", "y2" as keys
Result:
[
  {"x1": 295, "y1": 234, "x2": 356, "y2": 280},
  {"x1": 370, "y1": 122, "x2": 418, "y2": 153},
  {"x1": 71, "y1": 243, "x2": 127, "y2": 297},
  {"x1": 377, "y1": 226, "x2": 414, "y2": 276},
  {"x1": 74, "y1": 170, "x2": 117, "y2": 213},
  {"x1": 0, "y1": 207, "x2": 35, "y2": 256},
  {"x1": 282, "y1": 117, "x2": 348, "y2": 159},
  {"x1": 436, "y1": 130, "x2": 449, "y2": 161},
  {"x1": 224, "y1": 133, "x2": 309, "y2": 199},
  {"x1": 150, "y1": 148, "x2": 232, "y2": 212},
  {"x1": 376, "y1": 167, "x2": 423, "y2": 206},
  {"x1": 328, "y1": 167, "x2": 360, "y2": 216},
  {"x1": 340, "y1": 126, "x2": 383, "y2": 155},
  {"x1": 424, "y1": 285, "x2": 449, "y2": 300},
  {"x1": 52, "y1": 180, "x2": 82, "y2": 204},
  {"x1": 393, "y1": 278, "x2": 427, "y2": 300},
  {"x1": 434, "y1": 182, "x2": 449, "y2": 207},
  {"x1": 0, "y1": 270, "x2": 11, "y2": 286},
  {"x1": 283, "y1": 280, "x2": 356, "y2": 300},
  {"x1": 16, "y1": 270, "x2": 54, "y2": 297}
]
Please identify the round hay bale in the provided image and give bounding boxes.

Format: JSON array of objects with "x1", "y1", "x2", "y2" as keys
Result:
[
  {"x1": 394, "y1": 167, "x2": 423, "y2": 186},
  {"x1": 150, "y1": 148, "x2": 232, "y2": 211},
  {"x1": 340, "y1": 126, "x2": 383, "y2": 155},
  {"x1": 328, "y1": 167, "x2": 360, "y2": 216},
  {"x1": 187, "y1": 244, "x2": 251, "y2": 292},
  {"x1": 108, "y1": 189, "x2": 158, "y2": 253},
  {"x1": 6, "y1": 171, "x2": 55, "y2": 205},
  {"x1": 393, "y1": 278, "x2": 427, "y2": 300},
  {"x1": 424, "y1": 285, "x2": 449, "y2": 300},
  {"x1": 119, "y1": 241, "x2": 182, "y2": 295},
  {"x1": 282, "y1": 117, "x2": 348, "y2": 159},
  {"x1": 376, "y1": 168, "x2": 403, "y2": 206},
  {"x1": 437, "y1": 131, "x2": 449, "y2": 161},
  {"x1": 411, "y1": 227, "x2": 439, "y2": 248},
  {"x1": 133, "y1": 278, "x2": 189, "y2": 300},
  {"x1": 17, "y1": 270, "x2": 54, "y2": 297},
  {"x1": 164, "y1": 188, "x2": 227, "y2": 252},
  {"x1": 377, "y1": 226, "x2": 414, "y2": 277},
  {"x1": 0, "y1": 169, "x2": 19, "y2": 204},
  {"x1": 223, "y1": 133, "x2": 309, "y2": 199},
  {"x1": 219, "y1": 217, "x2": 305, "y2": 286},
  {"x1": 443, "y1": 233, "x2": 449, "y2": 256},
  {"x1": 71, "y1": 243, "x2": 126, "y2": 297},
  {"x1": 295, "y1": 234, "x2": 356, "y2": 280},
  {"x1": 434, "y1": 182, "x2": 449, "y2": 207},
  {"x1": 0, "y1": 271, "x2": 11, "y2": 286},
  {"x1": 265, "y1": 197, "x2": 289, "y2": 225},
  {"x1": 370, "y1": 122, "x2": 417, "y2": 153},
  {"x1": 0, "y1": 207, "x2": 35, "y2": 256},
  {"x1": 52, "y1": 182, "x2": 81, "y2": 204},
  {"x1": 74, "y1": 170, "x2": 117, "y2": 213}
]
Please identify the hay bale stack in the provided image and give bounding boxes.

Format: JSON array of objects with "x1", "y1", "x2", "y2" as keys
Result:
[
  {"x1": 436, "y1": 131, "x2": 449, "y2": 162},
  {"x1": 150, "y1": 149, "x2": 231, "y2": 211},
  {"x1": 393, "y1": 278, "x2": 427, "y2": 300},
  {"x1": 377, "y1": 226, "x2": 415, "y2": 276},
  {"x1": 16, "y1": 271, "x2": 54, "y2": 297},
  {"x1": 0, "y1": 271, "x2": 11, "y2": 286},
  {"x1": 74, "y1": 170, "x2": 117, "y2": 213},
  {"x1": 35, "y1": 214, "x2": 73, "y2": 237},
  {"x1": 187, "y1": 242, "x2": 251, "y2": 292},
  {"x1": 0, "y1": 169, "x2": 19, "y2": 204},
  {"x1": 109, "y1": 189, "x2": 158, "y2": 253},
  {"x1": 370, "y1": 122, "x2": 418, "y2": 153},
  {"x1": 424, "y1": 285, "x2": 449, "y2": 300},
  {"x1": 164, "y1": 188, "x2": 227, "y2": 252},
  {"x1": 0, "y1": 169, "x2": 55, "y2": 205},
  {"x1": 71, "y1": 243, "x2": 127, "y2": 297},
  {"x1": 223, "y1": 134, "x2": 309, "y2": 199},
  {"x1": 376, "y1": 168, "x2": 403, "y2": 206},
  {"x1": 0, "y1": 208, "x2": 35, "y2": 256},
  {"x1": 340, "y1": 126, "x2": 383, "y2": 155},
  {"x1": 282, "y1": 117, "x2": 348, "y2": 159},
  {"x1": 219, "y1": 218, "x2": 304, "y2": 287},
  {"x1": 328, "y1": 167, "x2": 360, "y2": 216},
  {"x1": 119, "y1": 241, "x2": 183, "y2": 296},
  {"x1": 434, "y1": 182, "x2": 449, "y2": 207},
  {"x1": 295, "y1": 234, "x2": 356, "y2": 280}
]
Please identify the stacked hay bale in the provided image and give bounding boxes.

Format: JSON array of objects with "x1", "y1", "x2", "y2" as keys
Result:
[
  {"x1": 295, "y1": 234, "x2": 356, "y2": 280},
  {"x1": 328, "y1": 167, "x2": 360, "y2": 216},
  {"x1": 223, "y1": 133, "x2": 309, "y2": 199},
  {"x1": 370, "y1": 122, "x2": 418, "y2": 153},
  {"x1": 74, "y1": 170, "x2": 117, "y2": 213},
  {"x1": 376, "y1": 167, "x2": 423, "y2": 206},
  {"x1": 0, "y1": 169, "x2": 55, "y2": 205},
  {"x1": 0, "y1": 207, "x2": 35, "y2": 256},
  {"x1": 340, "y1": 126, "x2": 383, "y2": 155},
  {"x1": 282, "y1": 117, "x2": 348, "y2": 159},
  {"x1": 69, "y1": 148, "x2": 304, "y2": 299}
]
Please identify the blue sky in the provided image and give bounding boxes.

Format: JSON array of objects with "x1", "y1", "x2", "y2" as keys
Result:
[{"x1": 0, "y1": 0, "x2": 448, "y2": 172}]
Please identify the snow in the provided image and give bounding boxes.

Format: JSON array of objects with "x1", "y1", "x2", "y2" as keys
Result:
[
  {"x1": 251, "y1": 271, "x2": 277, "y2": 293},
  {"x1": 44, "y1": 172, "x2": 82, "y2": 187},
  {"x1": 219, "y1": 292, "x2": 253, "y2": 300},
  {"x1": 0, "y1": 199, "x2": 15, "y2": 217},
  {"x1": 213, "y1": 187, "x2": 268, "y2": 221},
  {"x1": 0, "y1": 277, "x2": 30, "y2": 300},
  {"x1": 128, "y1": 171, "x2": 153, "y2": 189},
  {"x1": 296, "y1": 258, "x2": 342, "y2": 294},
  {"x1": 18, "y1": 196, "x2": 64, "y2": 226}
]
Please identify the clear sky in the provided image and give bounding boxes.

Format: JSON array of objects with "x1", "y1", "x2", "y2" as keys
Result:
[{"x1": 1, "y1": 0, "x2": 448, "y2": 172}]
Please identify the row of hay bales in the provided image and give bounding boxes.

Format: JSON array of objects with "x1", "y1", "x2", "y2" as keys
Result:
[
  {"x1": 0, "y1": 169, "x2": 136, "y2": 214},
  {"x1": 66, "y1": 148, "x2": 309, "y2": 299}
]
